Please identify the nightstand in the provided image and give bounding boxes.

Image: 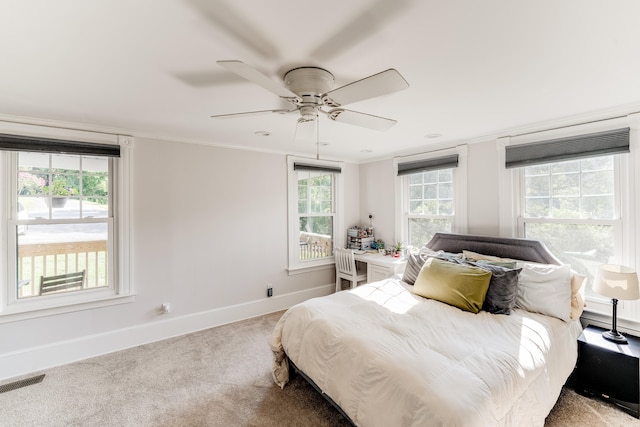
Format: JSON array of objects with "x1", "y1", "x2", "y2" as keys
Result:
[{"x1": 574, "y1": 324, "x2": 640, "y2": 418}]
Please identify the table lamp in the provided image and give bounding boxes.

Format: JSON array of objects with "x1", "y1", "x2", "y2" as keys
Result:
[{"x1": 593, "y1": 264, "x2": 640, "y2": 344}]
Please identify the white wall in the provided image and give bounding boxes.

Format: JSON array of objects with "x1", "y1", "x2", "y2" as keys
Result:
[
  {"x1": 359, "y1": 159, "x2": 396, "y2": 245},
  {"x1": 466, "y1": 140, "x2": 501, "y2": 236},
  {"x1": 0, "y1": 137, "x2": 360, "y2": 380},
  {"x1": 358, "y1": 141, "x2": 503, "y2": 245}
]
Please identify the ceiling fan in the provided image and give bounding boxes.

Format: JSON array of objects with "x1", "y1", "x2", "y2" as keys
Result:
[{"x1": 211, "y1": 60, "x2": 409, "y2": 140}]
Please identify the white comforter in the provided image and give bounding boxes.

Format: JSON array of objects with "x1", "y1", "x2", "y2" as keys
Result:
[{"x1": 271, "y1": 278, "x2": 582, "y2": 427}]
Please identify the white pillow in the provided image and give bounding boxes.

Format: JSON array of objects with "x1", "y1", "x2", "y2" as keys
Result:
[{"x1": 516, "y1": 262, "x2": 572, "y2": 321}]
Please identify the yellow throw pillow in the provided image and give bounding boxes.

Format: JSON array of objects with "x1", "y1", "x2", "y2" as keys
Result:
[{"x1": 413, "y1": 258, "x2": 492, "y2": 313}]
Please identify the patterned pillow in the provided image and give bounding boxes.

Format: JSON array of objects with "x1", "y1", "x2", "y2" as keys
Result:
[{"x1": 402, "y1": 251, "x2": 429, "y2": 285}]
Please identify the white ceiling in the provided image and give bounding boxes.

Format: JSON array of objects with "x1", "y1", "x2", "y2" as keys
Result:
[{"x1": 1, "y1": 0, "x2": 640, "y2": 162}]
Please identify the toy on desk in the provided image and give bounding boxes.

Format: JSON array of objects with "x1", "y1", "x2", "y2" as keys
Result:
[{"x1": 391, "y1": 242, "x2": 404, "y2": 258}]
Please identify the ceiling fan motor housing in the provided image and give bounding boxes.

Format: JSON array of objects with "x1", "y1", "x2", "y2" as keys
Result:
[{"x1": 284, "y1": 67, "x2": 334, "y2": 100}]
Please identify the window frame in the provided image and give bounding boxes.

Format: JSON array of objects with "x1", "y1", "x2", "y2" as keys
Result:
[
  {"x1": 394, "y1": 145, "x2": 468, "y2": 248},
  {"x1": 0, "y1": 124, "x2": 133, "y2": 323},
  {"x1": 499, "y1": 114, "x2": 640, "y2": 330},
  {"x1": 287, "y1": 155, "x2": 344, "y2": 274}
]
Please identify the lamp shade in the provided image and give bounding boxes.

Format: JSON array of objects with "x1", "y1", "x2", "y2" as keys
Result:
[{"x1": 593, "y1": 264, "x2": 640, "y2": 300}]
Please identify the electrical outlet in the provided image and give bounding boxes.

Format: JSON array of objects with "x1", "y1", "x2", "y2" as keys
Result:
[
  {"x1": 161, "y1": 303, "x2": 171, "y2": 314},
  {"x1": 267, "y1": 283, "x2": 273, "y2": 297}
]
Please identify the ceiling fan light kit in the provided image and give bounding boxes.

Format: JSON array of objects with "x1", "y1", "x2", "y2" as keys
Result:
[{"x1": 211, "y1": 60, "x2": 409, "y2": 141}]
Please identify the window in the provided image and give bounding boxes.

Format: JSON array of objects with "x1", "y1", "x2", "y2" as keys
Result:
[
  {"x1": 1, "y1": 127, "x2": 132, "y2": 321},
  {"x1": 395, "y1": 146, "x2": 467, "y2": 248},
  {"x1": 287, "y1": 156, "x2": 343, "y2": 272},
  {"x1": 501, "y1": 120, "x2": 640, "y2": 326},
  {"x1": 519, "y1": 155, "x2": 621, "y2": 300},
  {"x1": 15, "y1": 152, "x2": 111, "y2": 298}
]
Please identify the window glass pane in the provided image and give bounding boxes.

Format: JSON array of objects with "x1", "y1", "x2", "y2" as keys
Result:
[
  {"x1": 525, "y1": 198, "x2": 549, "y2": 218},
  {"x1": 18, "y1": 152, "x2": 49, "y2": 170},
  {"x1": 438, "y1": 169, "x2": 452, "y2": 182},
  {"x1": 16, "y1": 222, "x2": 108, "y2": 299},
  {"x1": 18, "y1": 172, "x2": 47, "y2": 195},
  {"x1": 51, "y1": 154, "x2": 79, "y2": 171},
  {"x1": 300, "y1": 172, "x2": 333, "y2": 215},
  {"x1": 408, "y1": 174, "x2": 422, "y2": 185},
  {"x1": 298, "y1": 182, "x2": 308, "y2": 197},
  {"x1": 582, "y1": 156, "x2": 613, "y2": 171},
  {"x1": 552, "y1": 196, "x2": 580, "y2": 218},
  {"x1": 409, "y1": 200, "x2": 422, "y2": 214},
  {"x1": 298, "y1": 216, "x2": 333, "y2": 260},
  {"x1": 82, "y1": 174, "x2": 109, "y2": 198},
  {"x1": 408, "y1": 185, "x2": 422, "y2": 200},
  {"x1": 423, "y1": 183, "x2": 437, "y2": 199},
  {"x1": 525, "y1": 175, "x2": 549, "y2": 198},
  {"x1": 526, "y1": 164, "x2": 549, "y2": 175},
  {"x1": 82, "y1": 156, "x2": 108, "y2": 173},
  {"x1": 551, "y1": 172, "x2": 579, "y2": 196},
  {"x1": 408, "y1": 218, "x2": 452, "y2": 247},
  {"x1": 423, "y1": 171, "x2": 437, "y2": 183},
  {"x1": 422, "y1": 200, "x2": 438, "y2": 215},
  {"x1": 524, "y1": 156, "x2": 615, "y2": 220},
  {"x1": 550, "y1": 160, "x2": 580, "y2": 174},
  {"x1": 439, "y1": 200, "x2": 453, "y2": 215},
  {"x1": 82, "y1": 198, "x2": 108, "y2": 219},
  {"x1": 17, "y1": 153, "x2": 109, "y2": 220},
  {"x1": 582, "y1": 170, "x2": 613, "y2": 196},
  {"x1": 439, "y1": 182, "x2": 453, "y2": 199},
  {"x1": 583, "y1": 195, "x2": 614, "y2": 219}
]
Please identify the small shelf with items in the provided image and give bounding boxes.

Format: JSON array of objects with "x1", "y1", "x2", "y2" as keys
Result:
[{"x1": 347, "y1": 226, "x2": 374, "y2": 251}]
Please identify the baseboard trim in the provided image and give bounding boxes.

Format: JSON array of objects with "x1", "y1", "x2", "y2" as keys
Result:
[{"x1": 0, "y1": 284, "x2": 334, "y2": 381}]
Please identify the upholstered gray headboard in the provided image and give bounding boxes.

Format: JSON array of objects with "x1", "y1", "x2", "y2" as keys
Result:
[{"x1": 426, "y1": 233, "x2": 561, "y2": 265}]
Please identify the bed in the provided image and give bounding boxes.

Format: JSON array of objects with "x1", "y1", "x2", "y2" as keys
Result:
[{"x1": 271, "y1": 233, "x2": 586, "y2": 426}]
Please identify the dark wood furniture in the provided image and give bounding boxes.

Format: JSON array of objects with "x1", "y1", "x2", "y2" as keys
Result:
[{"x1": 574, "y1": 324, "x2": 640, "y2": 418}]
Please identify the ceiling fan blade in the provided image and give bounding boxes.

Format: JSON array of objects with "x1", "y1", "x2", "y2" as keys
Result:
[
  {"x1": 295, "y1": 118, "x2": 318, "y2": 141},
  {"x1": 211, "y1": 109, "x2": 295, "y2": 119},
  {"x1": 185, "y1": 0, "x2": 280, "y2": 60},
  {"x1": 328, "y1": 109, "x2": 397, "y2": 131},
  {"x1": 217, "y1": 60, "x2": 299, "y2": 99},
  {"x1": 310, "y1": 0, "x2": 415, "y2": 61},
  {"x1": 324, "y1": 69, "x2": 409, "y2": 107}
]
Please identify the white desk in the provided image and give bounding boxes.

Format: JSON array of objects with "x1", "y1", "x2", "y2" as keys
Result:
[{"x1": 354, "y1": 252, "x2": 407, "y2": 283}]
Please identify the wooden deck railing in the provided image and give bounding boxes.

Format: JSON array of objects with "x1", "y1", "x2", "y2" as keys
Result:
[
  {"x1": 299, "y1": 232, "x2": 332, "y2": 260},
  {"x1": 18, "y1": 240, "x2": 108, "y2": 298}
]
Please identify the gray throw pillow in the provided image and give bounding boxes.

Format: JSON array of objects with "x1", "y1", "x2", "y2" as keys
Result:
[
  {"x1": 403, "y1": 249, "x2": 463, "y2": 285},
  {"x1": 467, "y1": 261, "x2": 521, "y2": 315},
  {"x1": 402, "y1": 251, "x2": 428, "y2": 285}
]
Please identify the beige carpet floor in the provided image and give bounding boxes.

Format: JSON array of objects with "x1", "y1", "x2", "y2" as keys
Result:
[{"x1": 1, "y1": 311, "x2": 638, "y2": 426}]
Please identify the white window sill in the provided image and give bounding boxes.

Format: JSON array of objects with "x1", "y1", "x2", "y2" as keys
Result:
[
  {"x1": 0, "y1": 293, "x2": 135, "y2": 324},
  {"x1": 580, "y1": 309, "x2": 640, "y2": 337},
  {"x1": 287, "y1": 263, "x2": 334, "y2": 276}
]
